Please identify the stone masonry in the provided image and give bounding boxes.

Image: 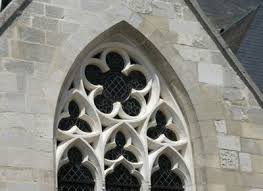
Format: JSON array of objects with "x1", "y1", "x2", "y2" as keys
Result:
[{"x1": 0, "y1": 0, "x2": 263, "y2": 191}]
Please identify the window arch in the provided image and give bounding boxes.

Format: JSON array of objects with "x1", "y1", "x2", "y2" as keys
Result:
[{"x1": 55, "y1": 40, "x2": 194, "y2": 191}]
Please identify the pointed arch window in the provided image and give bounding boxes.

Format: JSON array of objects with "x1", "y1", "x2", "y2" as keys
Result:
[
  {"x1": 56, "y1": 40, "x2": 194, "y2": 191},
  {"x1": 151, "y1": 155, "x2": 184, "y2": 191},
  {"x1": 58, "y1": 147, "x2": 95, "y2": 191}
]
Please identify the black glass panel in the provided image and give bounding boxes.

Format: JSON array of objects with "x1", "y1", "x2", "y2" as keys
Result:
[
  {"x1": 94, "y1": 95, "x2": 113, "y2": 114},
  {"x1": 105, "y1": 132, "x2": 137, "y2": 162},
  {"x1": 106, "y1": 52, "x2": 125, "y2": 72},
  {"x1": 58, "y1": 100, "x2": 91, "y2": 132},
  {"x1": 147, "y1": 110, "x2": 177, "y2": 141},
  {"x1": 122, "y1": 98, "x2": 141, "y2": 116},
  {"x1": 103, "y1": 72, "x2": 130, "y2": 102},
  {"x1": 58, "y1": 147, "x2": 95, "y2": 191},
  {"x1": 151, "y1": 155, "x2": 184, "y2": 191},
  {"x1": 85, "y1": 65, "x2": 103, "y2": 85},
  {"x1": 128, "y1": 71, "x2": 147, "y2": 90},
  {"x1": 106, "y1": 164, "x2": 140, "y2": 191}
]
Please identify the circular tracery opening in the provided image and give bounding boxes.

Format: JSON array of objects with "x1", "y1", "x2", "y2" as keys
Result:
[{"x1": 85, "y1": 51, "x2": 147, "y2": 117}]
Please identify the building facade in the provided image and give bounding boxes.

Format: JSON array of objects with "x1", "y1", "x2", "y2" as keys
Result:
[{"x1": 0, "y1": 0, "x2": 263, "y2": 191}]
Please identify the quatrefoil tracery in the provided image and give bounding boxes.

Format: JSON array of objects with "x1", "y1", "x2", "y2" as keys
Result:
[{"x1": 85, "y1": 51, "x2": 148, "y2": 117}]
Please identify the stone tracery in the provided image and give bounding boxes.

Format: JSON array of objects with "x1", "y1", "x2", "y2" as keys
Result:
[{"x1": 56, "y1": 42, "x2": 193, "y2": 191}]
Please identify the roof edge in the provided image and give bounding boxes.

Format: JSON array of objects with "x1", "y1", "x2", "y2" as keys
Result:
[
  {"x1": 0, "y1": 0, "x2": 32, "y2": 36},
  {"x1": 185, "y1": 0, "x2": 263, "y2": 108}
]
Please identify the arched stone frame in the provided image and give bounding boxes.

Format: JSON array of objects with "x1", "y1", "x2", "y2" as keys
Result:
[{"x1": 52, "y1": 21, "x2": 204, "y2": 191}]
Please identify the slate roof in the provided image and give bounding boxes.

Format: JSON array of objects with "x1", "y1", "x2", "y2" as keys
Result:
[
  {"x1": 237, "y1": 6, "x2": 263, "y2": 92},
  {"x1": 197, "y1": 0, "x2": 263, "y2": 93}
]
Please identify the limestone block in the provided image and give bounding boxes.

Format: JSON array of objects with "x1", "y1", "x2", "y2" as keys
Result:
[
  {"x1": 0, "y1": 38, "x2": 9, "y2": 57},
  {"x1": 32, "y1": 16, "x2": 58, "y2": 32},
  {"x1": 0, "y1": 72, "x2": 17, "y2": 92},
  {"x1": 230, "y1": 106, "x2": 247, "y2": 121},
  {"x1": 11, "y1": 41, "x2": 55, "y2": 63},
  {"x1": 59, "y1": 21, "x2": 80, "y2": 33},
  {"x1": 241, "y1": 123, "x2": 263, "y2": 140},
  {"x1": 25, "y1": 2, "x2": 44, "y2": 16},
  {"x1": 6, "y1": 93, "x2": 26, "y2": 112},
  {"x1": 46, "y1": 32, "x2": 69, "y2": 46},
  {"x1": 251, "y1": 155, "x2": 263, "y2": 173},
  {"x1": 241, "y1": 138, "x2": 262, "y2": 155},
  {"x1": 17, "y1": 25, "x2": 45, "y2": 44},
  {"x1": 7, "y1": 182, "x2": 37, "y2": 191},
  {"x1": 80, "y1": 0, "x2": 111, "y2": 12},
  {"x1": 4, "y1": 58, "x2": 34, "y2": 74},
  {"x1": 198, "y1": 63, "x2": 223, "y2": 86},
  {"x1": 247, "y1": 108, "x2": 263, "y2": 124},
  {"x1": 217, "y1": 134, "x2": 241, "y2": 151},
  {"x1": 122, "y1": 0, "x2": 152, "y2": 13},
  {"x1": 45, "y1": 5, "x2": 64, "y2": 19},
  {"x1": 219, "y1": 150, "x2": 239, "y2": 169},
  {"x1": 239, "y1": 153, "x2": 252, "y2": 172},
  {"x1": 214, "y1": 120, "x2": 227, "y2": 134}
]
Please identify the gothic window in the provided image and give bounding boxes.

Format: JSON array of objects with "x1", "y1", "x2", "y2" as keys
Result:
[
  {"x1": 56, "y1": 42, "x2": 194, "y2": 191},
  {"x1": 151, "y1": 155, "x2": 184, "y2": 191}
]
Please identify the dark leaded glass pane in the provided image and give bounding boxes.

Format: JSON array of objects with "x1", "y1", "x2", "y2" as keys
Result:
[
  {"x1": 105, "y1": 132, "x2": 137, "y2": 162},
  {"x1": 106, "y1": 164, "x2": 140, "y2": 191},
  {"x1": 94, "y1": 95, "x2": 113, "y2": 114},
  {"x1": 122, "y1": 98, "x2": 141, "y2": 116},
  {"x1": 69, "y1": 100, "x2": 80, "y2": 118},
  {"x1": 103, "y1": 72, "x2": 130, "y2": 102},
  {"x1": 58, "y1": 147, "x2": 95, "y2": 191},
  {"x1": 106, "y1": 52, "x2": 125, "y2": 72},
  {"x1": 58, "y1": 100, "x2": 91, "y2": 132},
  {"x1": 128, "y1": 71, "x2": 147, "y2": 90},
  {"x1": 151, "y1": 155, "x2": 184, "y2": 191},
  {"x1": 85, "y1": 65, "x2": 103, "y2": 85},
  {"x1": 147, "y1": 110, "x2": 177, "y2": 141}
]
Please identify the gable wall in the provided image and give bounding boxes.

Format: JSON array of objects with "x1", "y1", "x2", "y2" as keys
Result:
[{"x1": 0, "y1": 0, "x2": 263, "y2": 191}]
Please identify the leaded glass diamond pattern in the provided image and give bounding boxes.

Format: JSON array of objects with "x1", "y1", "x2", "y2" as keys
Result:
[
  {"x1": 106, "y1": 164, "x2": 140, "y2": 191},
  {"x1": 151, "y1": 155, "x2": 184, "y2": 191}
]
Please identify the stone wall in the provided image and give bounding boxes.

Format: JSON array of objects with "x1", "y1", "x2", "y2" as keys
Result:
[{"x1": 0, "y1": 0, "x2": 262, "y2": 191}]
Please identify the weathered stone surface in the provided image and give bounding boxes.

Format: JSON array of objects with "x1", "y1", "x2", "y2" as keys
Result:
[
  {"x1": 0, "y1": 0, "x2": 262, "y2": 191},
  {"x1": 45, "y1": 5, "x2": 64, "y2": 19},
  {"x1": 219, "y1": 150, "x2": 239, "y2": 169},
  {"x1": 215, "y1": 120, "x2": 227, "y2": 134},
  {"x1": 11, "y1": 41, "x2": 55, "y2": 63},
  {"x1": 239, "y1": 153, "x2": 252, "y2": 172},
  {"x1": 198, "y1": 63, "x2": 224, "y2": 86},
  {"x1": 32, "y1": 16, "x2": 58, "y2": 32},
  {"x1": 217, "y1": 134, "x2": 241, "y2": 151},
  {"x1": 17, "y1": 25, "x2": 45, "y2": 44}
]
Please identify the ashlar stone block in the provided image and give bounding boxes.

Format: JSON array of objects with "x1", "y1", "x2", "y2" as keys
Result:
[
  {"x1": 217, "y1": 134, "x2": 241, "y2": 151},
  {"x1": 239, "y1": 153, "x2": 252, "y2": 172},
  {"x1": 198, "y1": 63, "x2": 223, "y2": 86},
  {"x1": 220, "y1": 150, "x2": 239, "y2": 169},
  {"x1": 214, "y1": 120, "x2": 227, "y2": 134}
]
